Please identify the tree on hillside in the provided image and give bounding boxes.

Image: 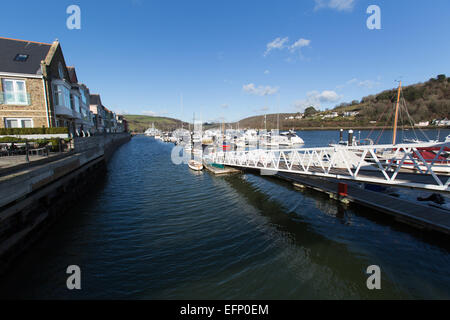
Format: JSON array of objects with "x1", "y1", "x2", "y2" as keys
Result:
[{"x1": 304, "y1": 106, "x2": 318, "y2": 117}]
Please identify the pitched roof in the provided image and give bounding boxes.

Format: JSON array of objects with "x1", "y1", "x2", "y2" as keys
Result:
[
  {"x1": 89, "y1": 94, "x2": 101, "y2": 105},
  {"x1": 0, "y1": 37, "x2": 52, "y2": 75},
  {"x1": 67, "y1": 66, "x2": 78, "y2": 83}
]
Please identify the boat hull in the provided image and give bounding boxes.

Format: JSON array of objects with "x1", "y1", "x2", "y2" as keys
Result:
[{"x1": 188, "y1": 160, "x2": 203, "y2": 171}]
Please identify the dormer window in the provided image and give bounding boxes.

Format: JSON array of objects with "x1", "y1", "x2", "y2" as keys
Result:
[
  {"x1": 14, "y1": 54, "x2": 29, "y2": 62},
  {"x1": 58, "y1": 62, "x2": 64, "y2": 79}
]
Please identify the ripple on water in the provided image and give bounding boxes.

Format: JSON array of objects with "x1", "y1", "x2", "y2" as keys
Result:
[{"x1": 0, "y1": 135, "x2": 449, "y2": 299}]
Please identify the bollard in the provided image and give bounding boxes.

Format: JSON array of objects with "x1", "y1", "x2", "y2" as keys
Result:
[
  {"x1": 348, "y1": 130, "x2": 354, "y2": 146},
  {"x1": 338, "y1": 183, "x2": 348, "y2": 197},
  {"x1": 25, "y1": 142, "x2": 30, "y2": 163}
]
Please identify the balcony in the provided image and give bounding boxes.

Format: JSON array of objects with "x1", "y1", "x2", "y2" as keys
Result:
[
  {"x1": 55, "y1": 105, "x2": 75, "y2": 118},
  {"x1": 0, "y1": 92, "x2": 31, "y2": 105}
]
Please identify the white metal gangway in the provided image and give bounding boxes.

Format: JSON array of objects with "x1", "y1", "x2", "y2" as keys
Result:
[{"x1": 204, "y1": 142, "x2": 450, "y2": 192}]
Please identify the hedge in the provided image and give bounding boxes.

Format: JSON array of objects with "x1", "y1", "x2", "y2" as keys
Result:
[{"x1": 0, "y1": 127, "x2": 69, "y2": 135}]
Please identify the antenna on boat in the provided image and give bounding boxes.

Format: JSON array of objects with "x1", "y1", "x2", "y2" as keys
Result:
[
  {"x1": 277, "y1": 93, "x2": 280, "y2": 133},
  {"x1": 392, "y1": 80, "x2": 402, "y2": 145},
  {"x1": 180, "y1": 93, "x2": 184, "y2": 130}
]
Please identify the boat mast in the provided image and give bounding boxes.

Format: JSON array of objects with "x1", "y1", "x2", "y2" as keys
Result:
[
  {"x1": 392, "y1": 81, "x2": 402, "y2": 145},
  {"x1": 180, "y1": 93, "x2": 184, "y2": 130},
  {"x1": 277, "y1": 94, "x2": 280, "y2": 133}
]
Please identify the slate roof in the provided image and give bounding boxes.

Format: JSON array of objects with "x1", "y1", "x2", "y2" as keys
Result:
[
  {"x1": 0, "y1": 37, "x2": 52, "y2": 75},
  {"x1": 89, "y1": 94, "x2": 101, "y2": 105},
  {"x1": 67, "y1": 66, "x2": 78, "y2": 83}
]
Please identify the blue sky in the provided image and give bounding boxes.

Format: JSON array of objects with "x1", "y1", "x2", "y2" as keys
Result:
[{"x1": 1, "y1": 0, "x2": 449, "y2": 122}]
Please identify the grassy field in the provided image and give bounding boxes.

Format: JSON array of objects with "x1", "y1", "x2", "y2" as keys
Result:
[{"x1": 123, "y1": 115, "x2": 189, "y2": 132}]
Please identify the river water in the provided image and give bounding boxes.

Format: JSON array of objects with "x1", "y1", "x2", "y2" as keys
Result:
[{"x1": 0, "y1": 129, "x2": 449, "y2": 299}]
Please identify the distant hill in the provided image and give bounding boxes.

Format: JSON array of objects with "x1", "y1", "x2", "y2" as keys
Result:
[
  {"x1": 236, "y1": 74, "x2": 450, "y2": 130},
  {"x1": 123, "y1": 115, "x2": 189, "y2": 132}
]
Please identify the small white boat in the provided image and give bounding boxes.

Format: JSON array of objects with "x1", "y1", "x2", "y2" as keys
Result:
[
  {"x1": 281, "y1": 130, "x2": 304, "y2": 145},
  {"x1": 188, "y1": 160, "x2": 203, "y2": 171}
]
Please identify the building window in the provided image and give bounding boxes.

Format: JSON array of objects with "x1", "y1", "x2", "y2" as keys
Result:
[
  {"x1": 56, "y1": 119, "x2": 68, "y2": 128},
  {"x1": 81, "y1": 89, "x2": 87, "y2": 105},
  {"x1": 2, "y1": 79, "x2": 29, "y2": 105},
  {"x1": 54, "y1": 84, "x2": 71, "y2": 109},
  {"x1": 5, "y1": 118, "x2": 33, "y2": 128},
  {"x1": 14, "y1": 54, "x2": 29, "y2": 62},
  {"x1": 58, "y1": 62, "x2": 65, "y2": 79},
  {"x1": 71, "y1": 94, "x2": 81, "y2": 113}
]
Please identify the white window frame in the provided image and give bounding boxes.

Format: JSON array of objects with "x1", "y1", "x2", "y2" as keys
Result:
[
  {"x1": 71, "y1": 93, "x2": 81, "y2": 113},
  {"x1": 2, "y1": 78, "x2": 29, "y2": 105},
  {"x1": 80, "y1": 89, "x2": 87, "y2": 105},
  {"x1": 4, "y1": 117, "x2": 34, "y2": 128},
  {"x1": 58, "y1": 63, "x2": 65, "y2": 79},
  {"x1": 53, "y1": 80, "x2": 72, "y2": 109}
]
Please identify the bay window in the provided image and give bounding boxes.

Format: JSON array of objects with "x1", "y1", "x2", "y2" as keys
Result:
[
  {"x1": 54, "y1": 84, "x2": 71, "y2": 109},
  {"x1": 71, "y1": 94, "x2": 81, "y2": 113}
]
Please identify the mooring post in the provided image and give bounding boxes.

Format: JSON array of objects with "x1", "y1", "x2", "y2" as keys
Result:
[
  {"x1": 348, "y1": 130, "x2": 354, "y2": 146},
  {"x1": 25, "y1": 142, "x2": 30, "y2": 163},
  {"x1": 338, "y1": 182, "x2": 348, "y2": 198}
]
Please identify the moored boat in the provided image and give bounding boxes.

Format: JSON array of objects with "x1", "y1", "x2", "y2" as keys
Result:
[{"x1": 188, "y1": 159, "x2": 203, "y2": 171}]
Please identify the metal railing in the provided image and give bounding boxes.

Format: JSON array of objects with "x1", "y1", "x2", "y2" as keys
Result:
[
  {"x1": 0, "y1": 139, "x2": 71, "y2": 162},
  {"x1": 205, "y1": 142, "x2": 450, "y2": 192}
]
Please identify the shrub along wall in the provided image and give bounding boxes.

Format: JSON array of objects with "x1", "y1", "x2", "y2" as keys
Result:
[{"x1": 0, "y1": 127, "x2": 69, "y2": 135}]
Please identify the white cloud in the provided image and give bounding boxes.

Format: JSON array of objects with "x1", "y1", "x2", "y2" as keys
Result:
[
  {"x1": 337, "y1": 78, "x2": 381, "y2": 89},
  {"x1": 318, "y1": 90, "x2": 341, "y2": 102},
  {"x1": 293, "y1": 90, "x2": 342, "y2": 111},
  {"x1": 264, "y1": 37, "x2": 289, "y2": 56},
  {"x1": 264, "y1": 37, "x2": 311, "y2": 59},
  {"x1": 290, "y1": 38, "x2": 311, "y2": 51},
  {"x1": 111, "y1": 108, "x2": 129, "y2": 115},
  {"x1": 264, "y1": 70, "x2": 270, "y2": 75},
  {"x1": 141, "y1": 110, "x2": 169, "y2": 117},
  {"x1": 142, "y1": 110, "x2": 156, "y2": 116},
  {"x1": 314, "y1": 0, "x2": 356, "y2": 11},
  {"x1": 357, "y1": 80, "x2": 380, "y2": 89},
  {"x1": 243, "y1": 83, "x2": 279, "y2": 96},
  {"x1": 252, "y1": 106, "x2": 270, "y2": 113}
]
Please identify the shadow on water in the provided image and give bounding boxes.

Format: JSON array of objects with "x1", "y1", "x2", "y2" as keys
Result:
[
  {"x1": 217, "y1": 174, "x2": 408, "y2": 299},
  {"x1": 0, "y1": 160, "x2": 110, "y2": 299},
  {"x1": 257, "y1": 173, "x2": 450, "y2": 252},
  {"x1": 217, "y1": 172, "x2": 450, "y2": 299}
]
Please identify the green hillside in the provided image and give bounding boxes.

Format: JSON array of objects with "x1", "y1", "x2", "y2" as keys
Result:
[
  {"x1": 124, "y1": 115, "x2": 188, "y2": 132},
  {"x1": 236, "y1": 74, "x2": 450, "y2": 130}
]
